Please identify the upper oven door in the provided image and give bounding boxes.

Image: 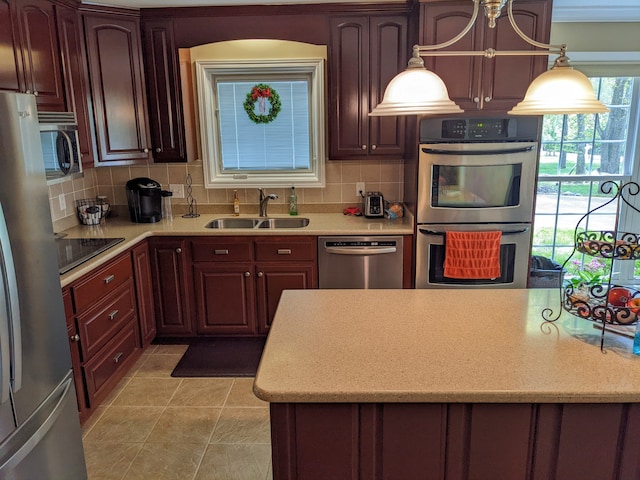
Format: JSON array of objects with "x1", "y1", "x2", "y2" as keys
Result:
[{"x1": 417, "y1": 142, "x2": 538, "y2": 224}]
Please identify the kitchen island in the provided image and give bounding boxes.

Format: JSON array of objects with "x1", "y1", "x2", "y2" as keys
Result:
[{"x1": 253, "y1": 289, "x2": 640, "y2": 479}]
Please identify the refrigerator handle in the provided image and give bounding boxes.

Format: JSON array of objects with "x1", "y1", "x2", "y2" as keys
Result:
[
  {"x1": 0, "y1": 203, "x2": 22, "y2": 402},
  {"x1": 0, "y1": 376, "x2": 73, "y2": 473}
]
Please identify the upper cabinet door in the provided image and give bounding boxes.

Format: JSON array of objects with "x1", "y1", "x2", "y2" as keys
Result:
[
  {"x1": 420, "y1": 0, "x2": 551, "y2": 113},
  {"x1": 56, "y1": 6, "x2": 96, "y2": 170},
  {"x1": 84, "y1": 14, "x2": 151, "y2": 165},
  {"x1": 482, "y1": 2, "x2": 551, "y2": 112},
  {"x1": 0, "y1": 2, "x2": 22, "y2": 94},
  {"x1": 330, "y1": 16, "x2": 370, "y2": 159},
  {"x1": 13, "y1": 0, "x2": 65, "y2": 111},
  {"x1": 329, "y1": 14, "x2": 408, "y2": 160},
  {"x1": 141, "y1": 19, "x2": 187, "y2": 163},
  {"x1": 368, "y1": 15, "x2": 408, "y2": 158}
]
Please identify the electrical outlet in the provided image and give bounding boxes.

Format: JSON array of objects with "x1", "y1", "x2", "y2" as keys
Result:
[
  {"x1": 356, "y1": 182, "x2": 365, "y2": 197},
  {"x1": 58, "y1": 194, "x2": 66, "y2": 211},
  {"x1": 170, "y1": 184, "x2": 185, "y2": 198}
]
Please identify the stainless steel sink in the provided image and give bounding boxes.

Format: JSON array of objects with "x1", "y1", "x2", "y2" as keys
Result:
[
  {"x1": 205, "y1": 217, "x2": 309, "y2": 229},
  {"x1": 257, "y1": 218, "x2": 310, "y2": 229},
  {"x1": 205, "y1": 218, "x2": 262, "y2": 229}
]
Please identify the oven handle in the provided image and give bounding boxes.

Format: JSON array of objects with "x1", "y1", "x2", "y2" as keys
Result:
[
  {"x1": 418, "y1": 226, "x2": 530, "y2": 236},
  {"x1": 421, "y1": 146, "x2": 535, "y2": 156}
]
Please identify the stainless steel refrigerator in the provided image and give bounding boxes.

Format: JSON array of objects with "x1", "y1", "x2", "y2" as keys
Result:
[{"x1": 0, "y1": 92, "x2": 87, "y2": 478}]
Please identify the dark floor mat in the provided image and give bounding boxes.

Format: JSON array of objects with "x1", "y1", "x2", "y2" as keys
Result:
[{"x1": 171, "y1": 337, "x2": 266, "y2": 377}]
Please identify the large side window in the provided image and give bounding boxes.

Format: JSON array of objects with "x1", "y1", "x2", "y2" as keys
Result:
[{"x1": 532, "y1": 76, "x2": 640, "y2": 282}]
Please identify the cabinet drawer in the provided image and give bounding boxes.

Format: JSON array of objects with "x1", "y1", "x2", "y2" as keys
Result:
[
  {"x1": 77, "y1": 279, "x2": 137, "y2": 360},
  {"x1": 83, "y1": 320, "x2": 139, "y2": 400},
  {"x1": 191, "y1": 238, "x2": 253, "y2": 262},
  {"x1": 255, "y1": 237, "x2": 317, "y2": 262},
  {"x1": 72, "y1": 253, "x2": 133, "y2": 312}
]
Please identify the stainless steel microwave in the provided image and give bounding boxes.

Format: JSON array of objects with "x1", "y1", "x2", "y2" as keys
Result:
[{"x1": 38, "y1": 111, "x2": 82, "y2": 181}]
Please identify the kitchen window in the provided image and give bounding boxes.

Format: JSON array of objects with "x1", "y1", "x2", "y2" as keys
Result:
[
  {"x1": 195, "y1": 54, "x2": 326, "y2": 188},
  {"x1": 532, "y1": 75, "x2": 640, "y2": 283}
]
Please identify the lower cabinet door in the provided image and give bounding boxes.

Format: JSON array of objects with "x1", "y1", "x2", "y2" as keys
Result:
[
  {"x1": 131, "y1": 241, "x2": 156, "y2": 347},
  {"x1": 256, "y1": 263, "x2": 317, "y2": 334},
  {"x1": 149, "y1": 238, "x2": 193, "y2": 336},
  {"x1": 193, "y1": 262, "x2": 256, "y2": 335}
]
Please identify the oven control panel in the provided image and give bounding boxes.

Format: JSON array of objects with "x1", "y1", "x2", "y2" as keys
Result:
[{"x1": 419, "y1": 117, "x2": 539, "y2": 142}]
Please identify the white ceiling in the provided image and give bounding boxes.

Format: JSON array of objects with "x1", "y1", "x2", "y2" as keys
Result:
[{"x1": 82, "y1": 0, "x2": 640, "y2": 23}]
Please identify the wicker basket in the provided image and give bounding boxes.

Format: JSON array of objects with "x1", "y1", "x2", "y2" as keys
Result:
[{"x1": 76, "y1": 198, "x2": 110, "y2": 225}]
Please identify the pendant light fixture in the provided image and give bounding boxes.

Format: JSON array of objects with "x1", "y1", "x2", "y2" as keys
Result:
[{"x1": 369, "y1": 0, "x2": 609, "y2": 117}]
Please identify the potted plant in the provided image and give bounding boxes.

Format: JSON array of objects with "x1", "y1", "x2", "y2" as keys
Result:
[{"x1": 565, "y1": 258, "x2": 608, "y2": 304}]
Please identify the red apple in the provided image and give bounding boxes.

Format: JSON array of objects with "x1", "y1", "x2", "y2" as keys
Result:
[{"x1": 608, "y1": 287, "x2": 632, "y2": 307}]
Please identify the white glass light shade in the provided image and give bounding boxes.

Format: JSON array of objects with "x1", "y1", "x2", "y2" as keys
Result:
[
  {"x1": 509, "y1": 61, "x2": 609, "y2": 115},
  {"x1": 369, "y1": 67, "x2": 463, "y2": 116}
]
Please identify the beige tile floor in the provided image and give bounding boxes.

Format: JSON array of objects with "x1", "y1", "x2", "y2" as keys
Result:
[{"x1": 81, "y1": 344, "x2": 272, "y2": 480}]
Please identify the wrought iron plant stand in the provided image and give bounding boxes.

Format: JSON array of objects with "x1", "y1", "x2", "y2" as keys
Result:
[{"x1": 542, "y1": 180, "x2": 640, "y2": 352}]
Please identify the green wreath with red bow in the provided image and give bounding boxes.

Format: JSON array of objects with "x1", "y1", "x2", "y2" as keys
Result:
[{"x1": 243, "y1": 84, "x2": 281, "y2": 124}]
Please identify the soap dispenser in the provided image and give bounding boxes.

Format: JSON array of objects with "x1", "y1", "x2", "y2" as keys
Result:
[
  {"x1": 233, "y1": 190, "x2": 240, "y2": 216},
  {"x1": 288, "y1": 186, "x2": 298, "y2": 216}
]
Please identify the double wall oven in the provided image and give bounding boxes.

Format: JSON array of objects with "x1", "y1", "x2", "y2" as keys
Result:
[{"x1": 415, "y1": 117, "x2": 540, "y2": 289}]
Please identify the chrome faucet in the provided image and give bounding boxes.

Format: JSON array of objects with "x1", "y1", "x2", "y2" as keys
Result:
[{"x1": 258, "y1": 188, "x2": 278, "y2": 217}]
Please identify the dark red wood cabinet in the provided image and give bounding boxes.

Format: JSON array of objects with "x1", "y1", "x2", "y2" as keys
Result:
[
  {"x1": 56, "y1": 5, "x2": 96, "y2": 170},
  {"x1": 419, "y1": 0, "x2": 552, "y2": 113},
  {"x1": 83, "y1": 12, "x2": 152, "y2": 164},
  {"x1": 10, "y1": 0, "x2": 66, "y2": 111},
  {"x1": 66, "y1": 252, "x2": 143, "y2": 423},
  {"x1": 270, "y1": 402, "x2": 640, "y2": 480},
  {"x1": 148, "y1": 237, "x2": 194, "y2": 336},
  {"x1": 131, "y1": 241, "x2": 157, "y2": 347},
  {"x1": 141, "y1": 19, "x2": 187, "y2": 163},
  {"x1": 0, "y1": 2, "x2": 22, "y2": 94},
  {"x1": 329, "y1": 14, "x2": 408, "y2": 159},
  {"x1": 189, "y1": 236, "x2": 317, "y2": 336}
]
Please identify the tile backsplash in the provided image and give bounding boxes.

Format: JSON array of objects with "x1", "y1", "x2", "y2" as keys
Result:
[{"x1": 49, "y1": 158, "x2": 404, "y2": 232}]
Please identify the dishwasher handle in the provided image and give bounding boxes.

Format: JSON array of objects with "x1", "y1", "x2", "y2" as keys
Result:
[{"x1": 324, "y1": 246, "x2": 397, "y2": 255}]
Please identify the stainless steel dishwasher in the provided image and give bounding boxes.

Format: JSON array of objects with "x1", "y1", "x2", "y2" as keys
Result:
[{"x1": 318, "y1": 236, "x2": 404, "y2": 289}]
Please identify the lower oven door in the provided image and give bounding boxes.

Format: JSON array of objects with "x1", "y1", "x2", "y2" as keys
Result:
[{"x1": 415, "y1": 223, "x2": 531, "y2": 289}]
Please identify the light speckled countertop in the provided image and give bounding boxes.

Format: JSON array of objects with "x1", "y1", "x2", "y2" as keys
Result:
[
  {"x1": 253, "y1": 288, "x2": 640, "y2": 403},
  {"x1": 58, "y1": 212, "x2": 413, "y2": 286}
]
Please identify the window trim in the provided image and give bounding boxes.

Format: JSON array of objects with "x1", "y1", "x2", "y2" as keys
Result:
[
  {"x1": 533, "y1": 75, "x2": 640, "y2": 282},
  {"x1": 196, "y1": 57, "x2": 326, "y2": 188}
]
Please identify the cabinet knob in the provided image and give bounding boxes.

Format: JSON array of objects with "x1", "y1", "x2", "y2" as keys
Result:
[
  {"x1": 361, "y1": 145, "x2": 367, "y2": 150},
  {"x1": 473, "y1": 97, "x2": 480, "y2": 103},
  {"x1": 113, "y1": 352, "x2": 123, "y2": 364},
  {"x1": 371, "y1": 145, "x2": 377, "y2": 151},
  {"x1": 103, "y1": 274, "x2": 115, "y2": 284},
  {"x1": 70, "y1": 334, "x2": 80, "y2": 342},
  {"x1": 155, "y1": 147, "x2": 162, "y2": 153},
  {"x1": 108, "y1": 310, "x2": 119, "y2": 321},
  {"x1": 484, "y1": 96, "x2": 492, "y2": 102},
  {"x1": 257, "y1": 272, "x2": 264, "y2": 277},
  {"x1": 244, "y1": 271, "x2": 251, "y2": 277},
  {"x1": 34, "y1": 91, "x2": 38, "y2": 96},
  {"x1": 143, "y1": 148, "x2": 149, "y2": 153},
  {"x1": 175, "y1": 248, "x2": 182, "y2": 254},
  {"x1": 26, "y1": 90, "x2": 31, "y2": 94}
]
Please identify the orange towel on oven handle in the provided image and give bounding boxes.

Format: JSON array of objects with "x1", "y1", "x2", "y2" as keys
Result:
[{"x1": 444, "y1": 231, "x2": 502, "y2": 279}]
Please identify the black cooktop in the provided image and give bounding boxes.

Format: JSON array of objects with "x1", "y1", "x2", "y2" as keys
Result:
[{"x1": 56, "y1": 237, "x2": 125, "y2": 275}]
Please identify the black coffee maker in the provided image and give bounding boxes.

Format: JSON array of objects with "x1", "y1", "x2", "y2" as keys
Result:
[{"x1": 126, "y1": 177, "x2": 162, "y2": 223}]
